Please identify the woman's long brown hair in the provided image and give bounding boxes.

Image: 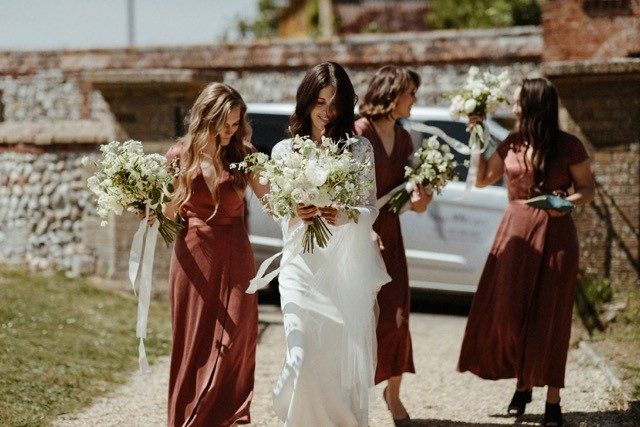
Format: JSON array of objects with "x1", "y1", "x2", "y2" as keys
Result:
[
  {"x1": 172, "y1": 83, "x2": 251, "y2": 217},
  {"x1": 289, "y1": 61, "x2": 357, "y2": 144},
  {"x1": 517, "y1": 78, "x2": 560, "y2": 194}
]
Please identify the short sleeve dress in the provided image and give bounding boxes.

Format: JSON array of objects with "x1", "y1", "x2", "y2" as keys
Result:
[{"x1": 458, "y1": 131, "x2": 589, "y2": 389}]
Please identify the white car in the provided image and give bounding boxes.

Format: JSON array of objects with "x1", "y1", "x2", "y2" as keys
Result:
[{"x1": 245, "y1": 103, "x2": 509, "y2": 294}]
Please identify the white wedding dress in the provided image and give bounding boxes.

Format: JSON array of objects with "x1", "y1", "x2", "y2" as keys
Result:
[{"x1": 267, "y1": 136, "x2": 391, "y2": 426}]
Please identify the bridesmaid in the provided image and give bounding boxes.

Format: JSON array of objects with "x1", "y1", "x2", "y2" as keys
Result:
[
  {"x1": 163, "y1": 83, "x2": 267, "y2": 426},
  {"x1": 354, "y1": 65, "x2": 431, "y2": 425},
  {"x1": 457, "y1": 78, "x2": 595, "y2": 427}
]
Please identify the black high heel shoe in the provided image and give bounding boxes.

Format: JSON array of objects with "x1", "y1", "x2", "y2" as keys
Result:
[
  {"x1": 507, "y1": 389, "x2": 532, "y2": 416},
  {"x1": 383, "y1": 386, "x2": 412, "y2": 427},
  {"x1": 543, "y1": 401, "x2": 563, "y2": 426}
]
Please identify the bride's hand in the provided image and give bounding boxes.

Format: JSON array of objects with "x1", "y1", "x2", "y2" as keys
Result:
[
  {"x1": 295, "y1": 204, "x2": 318, "y2": 224},
  {"x1": 371, "y1": 231, "x2": 385, "y2": 251},
  {"x1": 319, "y1": 206, "x2": 339, "y2": 226}
]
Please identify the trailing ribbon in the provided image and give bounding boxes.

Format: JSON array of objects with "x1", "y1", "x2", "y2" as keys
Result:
[
  {"x1": 245, "y1": 220, "x2": 305, "y2": 294},
  {"x1": 128, "y1": 205, "x2": 160, "y2": 373}
]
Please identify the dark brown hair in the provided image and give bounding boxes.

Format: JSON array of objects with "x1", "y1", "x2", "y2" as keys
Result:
[
  {"x1": 289, "y1": 61, "x2": 357, "y2": 142},
  {"x1": 359, "y1": 65, "x2": 421, "y2": 121},
  {"x1": 517, "y1": 78, "x2": 560, "y2": 194}
]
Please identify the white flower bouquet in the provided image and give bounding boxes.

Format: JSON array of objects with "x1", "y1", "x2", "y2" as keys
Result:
[
  {"x1": 385, "y1": 135, "x2": 458, "y2": 213},
  {"x1": 448, "y1": 67, "x2": 510, "y2": 151},
  {"x1": 83, "y1": 140, "x2": 183, "y2": 245},
  {"x1": 232, "y1": 134, "x2": 373, "y2": 253}
]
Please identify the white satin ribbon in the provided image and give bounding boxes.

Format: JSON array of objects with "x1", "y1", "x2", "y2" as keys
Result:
[
  {"x1": 128, "y1": 206, "x2": 160, "y2": 373},
  {"x1": 245, "y1": 220, "x2": 305, "y2": 294}
]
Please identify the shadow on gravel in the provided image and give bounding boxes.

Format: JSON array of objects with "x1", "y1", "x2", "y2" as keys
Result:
[
  {"x1": 408, "y1": 401, "x2": 640, "y2": 426},
  {"x1": 484, "y1": 400, "x2": 640, "y2": 426},
  {"x1": 259, "y1": 285, "x2": 474, "y2": 316},
  {"x1": 411, "y1": 421, "x2": 507, "y2": 426},
  {"x1": 410, "y1": 290, "x2": 473, "y2": 317}
]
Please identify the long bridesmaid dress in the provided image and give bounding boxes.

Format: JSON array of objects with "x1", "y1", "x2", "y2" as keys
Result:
[
  {"x1": 354, "y1": 117, "x2": 416, "y2": 384},
  {"x1": 458, "y1": 131, "x2": 589, "y2": 389},
  {"x1": 166, "y1": 144, "x2": 258, "y2": 427}
]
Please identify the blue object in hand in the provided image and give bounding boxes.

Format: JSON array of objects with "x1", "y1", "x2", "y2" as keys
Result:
[{"x1": 525, "y1": 195, "x2": 574, "y2": 212}]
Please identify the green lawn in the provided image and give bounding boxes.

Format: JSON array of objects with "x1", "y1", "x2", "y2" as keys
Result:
[{"x1": 0, "y1": 268, "x2": 172, "y2": 426}]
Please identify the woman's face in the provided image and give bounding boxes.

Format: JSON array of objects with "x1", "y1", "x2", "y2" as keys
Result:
[
  {"x1": 393, "y1": 81, "x2": 417, "y2": 119},
  {"x1": 310, "y1": 85, "x2": 337, "y2": 136},
  {"x1": 511, "y1": 86, "x2": 522, "y2": 125},
  {"x1": 217, "y1": 106, "x2": 241, "y2": 146}
]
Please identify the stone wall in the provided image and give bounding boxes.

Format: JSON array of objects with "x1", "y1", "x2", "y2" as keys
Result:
[
  {"x1": 0, "y1": 147, "x2": 96, "y2": 273},
  {"x1": 225, "y1": 61, "x2": 539, "y2": 106},
  {"x1": 1, "y1": 28, "x2": 543, "y2": 281}
]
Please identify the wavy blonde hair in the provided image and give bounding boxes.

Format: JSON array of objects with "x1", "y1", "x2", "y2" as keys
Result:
[
  {"x1": 172, "y1": 82, "x2": 251, "y2": 217},
  {"x1": 358, "y1": 66, "x2": 420, "y2": 121}
]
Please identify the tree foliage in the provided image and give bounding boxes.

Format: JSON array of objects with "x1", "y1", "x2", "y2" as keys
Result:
[
  {"x1": 237, "y1": 0, "x2": 285, "y2": 39},
  {"x1": 426, "y1": 0, "x2": 541, "y2": 30}
]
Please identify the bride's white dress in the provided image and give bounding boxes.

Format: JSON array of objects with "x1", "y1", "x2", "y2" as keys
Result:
[{"x1": 269, "y1": 136, "x2": 391, "y2": 426}]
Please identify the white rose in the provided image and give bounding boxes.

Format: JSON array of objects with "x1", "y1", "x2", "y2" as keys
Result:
[
  {"x1": 405, "y1": 181, "x2": 416, "y2": 193},
  {"x1": 463, "y1": 99, "x2": 477, "y2": 114},
  {"x1": 304, "y1": 162, "x2": 329, "y2": 187}
]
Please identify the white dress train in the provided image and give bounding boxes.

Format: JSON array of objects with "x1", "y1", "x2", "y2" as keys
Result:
[{"x1": 270, "y1": 136, "x2": 390, "y2": 426}]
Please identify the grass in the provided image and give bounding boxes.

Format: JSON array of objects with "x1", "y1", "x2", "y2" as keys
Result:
[
  {"x1": 588, "y1": 285, "x2": 640, "y2": 401},
  {"x1": 0, "y1": 267, "x2": 171, "y2": 426}
]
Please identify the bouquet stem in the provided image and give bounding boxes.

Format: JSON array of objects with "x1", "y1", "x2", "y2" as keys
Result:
[
  {"x1": 302, "y1": 216, "x2": 333, "y2": 253},
  {"x1": 156, "y1": 211, "x2": 184, "y2": 246},
  {"x1": 385, "y1": 189, "x2": 411, "y2": 214}
]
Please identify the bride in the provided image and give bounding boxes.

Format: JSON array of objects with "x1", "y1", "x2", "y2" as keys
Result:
[{"x1": 250, "y1": 61, "x2": 390, "y2": 426}]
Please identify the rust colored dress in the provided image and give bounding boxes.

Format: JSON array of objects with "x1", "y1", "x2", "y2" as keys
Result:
[
  {"x1": 458, "y1": 131, "x2": 589, "y2": 389},
  {"x1": 354, "y1": 118, "x2": 416, "y2": 383},
  {"x1": 166, "y1": 145, "x2": 258, "y2": 426}
]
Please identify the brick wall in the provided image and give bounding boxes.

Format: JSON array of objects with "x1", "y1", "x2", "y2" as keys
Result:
[
  {"x1": 542, "y1": 0, "x2": 640, "y2": 61},
  {"x1": 336, "y1": 1, "x2": 429, "y2": 34},
  {"x1": 545, "y1": 61, "x2": 640, "y2": 289}
]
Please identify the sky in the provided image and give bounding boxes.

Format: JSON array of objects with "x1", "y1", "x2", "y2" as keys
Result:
[{"x1": 0, "y1": 0, "x2": 259, "y2": 51}]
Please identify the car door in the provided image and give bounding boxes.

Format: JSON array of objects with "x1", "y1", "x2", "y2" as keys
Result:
[
  {"x1": 399, "y1": 119, "x2": 508, "y2": 293},
  {"x1": 245, "y1": 111, "x2": 289, "y2": 267}
]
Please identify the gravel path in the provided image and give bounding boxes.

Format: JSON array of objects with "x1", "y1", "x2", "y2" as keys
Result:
[{"x1": 54, "y1": 306, "x2": 638, "y2": 426}]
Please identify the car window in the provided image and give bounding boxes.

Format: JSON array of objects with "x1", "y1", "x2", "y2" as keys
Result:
[
  {"x1": 247, "y1": 113, "x2": 290, "y2": 155},
  {"x1": 406, "y1": 119, "x2": 503, "y2": 187}
]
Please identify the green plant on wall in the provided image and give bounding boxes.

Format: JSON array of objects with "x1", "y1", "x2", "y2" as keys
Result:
[
  {"x1": 575, "y1": 273, "x2": 614, "y2": 335},
  {"x1": 426, "y1": 0, "x2": 541, "y2": 30}
]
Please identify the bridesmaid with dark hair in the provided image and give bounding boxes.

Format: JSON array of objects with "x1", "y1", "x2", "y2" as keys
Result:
[
  {"x1": 458, "y1": 78, "x2": 595, "y2": 427},
  {"x1": 354, "y1": 65, "x2": 431, "y2": 426},
  {"x1": 163, "y1": 82, "x2": 267, "y2": 426}
]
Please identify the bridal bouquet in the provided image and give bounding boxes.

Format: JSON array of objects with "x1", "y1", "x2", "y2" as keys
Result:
[
  {"x1": 385, "y1": 135, "x2": 458, "y2": 213},
  {"x1": 83, "y1": 139, "x2": 182, "y2": 245},
  {"x1": 448, "y1": 67, "x2": 510, "y2": 151},
  {"x1": 232, "y1": 134, "x2": 373, "y2": 253}
]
